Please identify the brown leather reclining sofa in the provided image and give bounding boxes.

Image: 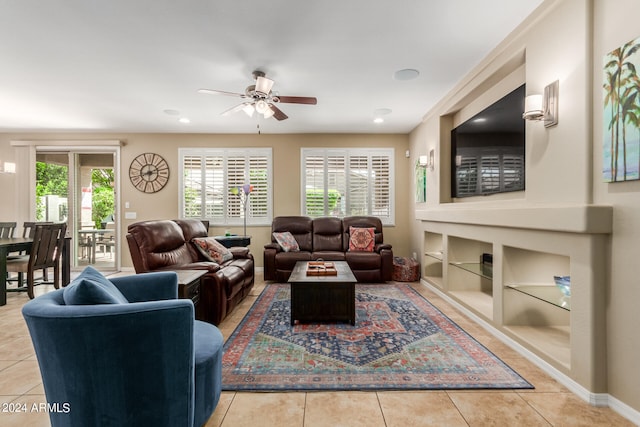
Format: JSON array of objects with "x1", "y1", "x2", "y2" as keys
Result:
[
  {"x1": 264, "y1": 216, "x2": 393, "y2": 282},
  {"x1": 127, "y1": 219, "x2": 254, "y2": 325}
]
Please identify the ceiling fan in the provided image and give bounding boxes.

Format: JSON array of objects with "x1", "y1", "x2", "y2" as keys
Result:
[{"x1": 198, "y1": 70, "x2": 317, "y2": 121}]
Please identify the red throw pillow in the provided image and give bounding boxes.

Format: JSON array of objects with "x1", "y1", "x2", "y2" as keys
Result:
[{"x1": 348, "y1": 227, "x2": 375, "y2": 252}]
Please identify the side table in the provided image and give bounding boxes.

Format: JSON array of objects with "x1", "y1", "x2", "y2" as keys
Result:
[
  {"x1": 214, "y1": 235, "x2": 251, "y2": 248},
  {"x1": 175, "y1": 270, "x2": 207, "y2": 320}
]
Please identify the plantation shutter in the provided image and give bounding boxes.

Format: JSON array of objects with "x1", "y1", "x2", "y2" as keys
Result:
[
  {"x1": 182, "y1": 155, "x2": 203, "y2": 218},
  {"x1": 249, "y1": 155, "x2": 269, "y2": 219},
  {"x1": 456, "y1": 155, "x2": 478, "y2": 197},
  {"x1": 455, "y1": 149, "x2": 525, "y2": 197},
  {"x1": 227, "y1": 155, "x2": 246, "y2": 221},
  {"x1": 371, "y1": 155, "x2": 391, "y2": 217},
  {"x1": 327, "y1": 153, "x2": 346, "y2": 216},
  {"x1": 347, "y1": 155, "x2": 369, "y2": 216},
  {"x1": 301, "y1": 148, "x2": 394, "y2": 224},
  {"x1": 179, "y1": 148, "x2": 272, "y2": 225},
  {"x1": 502, "y1": 154, "x2": 524, "y2": 191},
  {"x1": 205, "y1": 155, "x2": 224, "y2": 219},
  {"x1": 304, "y1": 155, "x2": 326, "y2": 216},
  {"x1": 480, "y1": 155, "x2": 500, "y2": 193}
]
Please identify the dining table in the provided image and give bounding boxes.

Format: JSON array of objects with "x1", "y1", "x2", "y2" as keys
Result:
[{"x1": 0, "y1": 236, "x2": 71, "y2": 306}]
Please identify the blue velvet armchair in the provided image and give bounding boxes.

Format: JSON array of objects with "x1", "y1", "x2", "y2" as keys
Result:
[{"x1": 22, "y1": 270, "x2": 223, "y2": 427}]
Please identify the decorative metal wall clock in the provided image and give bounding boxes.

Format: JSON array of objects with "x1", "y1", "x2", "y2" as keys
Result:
[{"x1": 129, "y1": 153, "x2": 170, "y2": 193}]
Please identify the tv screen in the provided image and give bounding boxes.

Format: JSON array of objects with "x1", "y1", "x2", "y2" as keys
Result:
[{"x1": 451, "y1": 84, "x2": 525, "y2": 198}]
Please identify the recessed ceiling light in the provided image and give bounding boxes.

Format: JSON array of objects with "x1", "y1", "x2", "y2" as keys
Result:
[
  {"x1": 179, "y1": 117, "x2": 191, "y2": 124},
  {"x1": 373, "y1": 117, "x2": 384, "y2": 124},
  {"x1": 163, "y1": 109, "x2": 181, "y2": 116},
  {"x1": 393, "y1": 69, "x2": 420, "y2": 81},
  {"x1": 374, "y1": 108, "x2": 392, "y2": 116}
]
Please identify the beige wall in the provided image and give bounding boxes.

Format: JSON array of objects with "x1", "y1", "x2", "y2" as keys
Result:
[
  {"x1": 409, "y1": 0, "x2": 640, "y2": 417},
  {"x1": 0, "y1": 133, "x2": 411, "y2": 268},
  {"x1": 593, "y1": 0, "x2": 640, "y2": 414}
]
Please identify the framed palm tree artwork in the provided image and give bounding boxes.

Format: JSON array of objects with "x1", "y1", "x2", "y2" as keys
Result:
[
  {"x1": 415, "y1": 159, "x2": 426, "y2": 202},
  {"x1": 603, "y1": 35, "x2": 640, "y2": 182}
]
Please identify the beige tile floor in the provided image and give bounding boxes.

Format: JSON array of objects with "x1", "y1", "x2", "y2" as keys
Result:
[{"x1": 0, "y1": 274, "x2": 633, "y2": 427}]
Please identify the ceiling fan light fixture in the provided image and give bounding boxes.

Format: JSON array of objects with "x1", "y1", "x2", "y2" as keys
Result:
[
  {"x1": 263, "y1": 105, "x2": 275, "y2": 119},
  {"x1": 255, "y1": 100, "x2": 269, "y2": 115},
  {"x1": 255, "y1": 76, "x2": 275, "y2": 95},
  {"x1": 242, "y1": 103, "x2": 255, "y2": 117}
]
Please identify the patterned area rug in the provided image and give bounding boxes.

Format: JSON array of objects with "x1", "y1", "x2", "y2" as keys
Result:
[{"x1": 222, "y1": 284, "x2": 533, "y2": 391}]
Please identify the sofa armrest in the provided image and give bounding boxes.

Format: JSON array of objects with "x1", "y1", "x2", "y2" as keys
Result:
[
  {"x1": 379, "y1": 246, "x2": 394, "y2": 281},
  {"x1": 229, "y1": 247, "x2": 250, "y2": 259},
  {"x1": 155, "y1": 262, "x2": 221, "y2": 273},
  {"x1": 110, "y1": 271, "x2": 179, "y2": 302},
  {"x1": 375, "y1": 243, "x2": 393, "y2": 253},
  {"x1": 264, "y1": 242, "x2": 282, "y2": 252},
  {"x1": 263, "y1": 245, "x2": 279, "y2": 281}
]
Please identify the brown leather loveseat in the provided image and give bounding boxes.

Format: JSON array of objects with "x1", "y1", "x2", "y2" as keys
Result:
[
  {"x1": 127, "y1": 219, "x2": 254, "y2": 325},
  {"x1": 264, "y1": 216, "x2": 393, "y2": 282}
]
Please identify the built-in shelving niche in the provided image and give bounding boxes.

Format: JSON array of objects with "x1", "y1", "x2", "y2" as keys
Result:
[
  {"x1": 423, "y1": 232, "x2": 444, "y2": 289},
  {"x1": 502, "y1": 246, "x2": 571, "y2": 370},
  {"x1": 447, "y1": 236, "x2": 493, "y2": 321}
]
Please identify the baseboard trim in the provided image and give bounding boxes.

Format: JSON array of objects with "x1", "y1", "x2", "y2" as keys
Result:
[
  {"x1": 420, "y1": 279, "x2": 639, "y2": 425},
  {"x1": 608, "y1": 395, "x2": 640, "y2": 426}
]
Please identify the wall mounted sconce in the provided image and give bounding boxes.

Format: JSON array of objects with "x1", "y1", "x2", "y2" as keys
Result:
[
  {"x1": 523, "y1": 80, "x2": 559, "y2": 127},
  {"x1": 0, "y1": 162, "x2": 16, "y2": 174},
  {"x1": 419, "y1": 149, "x2": 435, "y2": 171}
]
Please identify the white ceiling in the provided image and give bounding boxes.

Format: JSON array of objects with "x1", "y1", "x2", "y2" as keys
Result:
[{"x1": 0, "y1": 0, "x2": 542, "y2": 134}]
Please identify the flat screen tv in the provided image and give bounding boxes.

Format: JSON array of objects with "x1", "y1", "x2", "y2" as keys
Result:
[{"x1": 451, "y1": 84, "x2": 525, "y2": 198}]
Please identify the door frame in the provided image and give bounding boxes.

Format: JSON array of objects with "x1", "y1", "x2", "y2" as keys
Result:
[{"x1": 11, "y1": 140, "x2": 122, "y2": 272}]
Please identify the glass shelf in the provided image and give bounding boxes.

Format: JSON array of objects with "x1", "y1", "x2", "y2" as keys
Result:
[
  {"x1": 450, "y1": 262, "x2": 493, "y2": 280},
  {"x1": 424, "y1": 251, "x2": 443, "y2": 261},
  {"x1": 506, "y1": 284, "x2": 570, "y2": 311}
]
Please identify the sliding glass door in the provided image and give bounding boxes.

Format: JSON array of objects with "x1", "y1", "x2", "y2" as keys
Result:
[{"x1": 36, "y1": 149, "x2": 119, "y2": 272}]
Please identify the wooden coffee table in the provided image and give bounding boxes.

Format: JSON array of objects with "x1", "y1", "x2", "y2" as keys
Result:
[{"x1": 288, "y1": 261, "x2": 357, "y2": 325}]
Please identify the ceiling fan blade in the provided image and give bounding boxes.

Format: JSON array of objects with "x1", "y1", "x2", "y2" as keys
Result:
[
  {"x1": 221, "y1": 102, "x2": 252, "y2": 117},
  {"x1": 268, "y1": 104, "x2": 288, "y2": 121},
  {"x1": 198, "y1": 88, "x2": 246, "y2": 98},
  {"x1": 277, "y1": 95, "x2": 317, "y2": 105}
]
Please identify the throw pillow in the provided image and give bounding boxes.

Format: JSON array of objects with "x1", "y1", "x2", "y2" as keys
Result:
[
  {"x1": 272, "y1": 231, "x2": 300, "y2": 252},
  {"x1": 192, "y1": 237, "x2": 233, "y2": 264},
  {"x1": 63, "y1": 266, "x2": 129, "y2": 305},
  {"x1": 348, "y1": 226, "x2": 375, "y2": 252}
]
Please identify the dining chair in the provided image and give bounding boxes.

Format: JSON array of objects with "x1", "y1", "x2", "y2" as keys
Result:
[
  {"x1": 1, "y1": 222, "x2": 18, "y2": 284},
  {"x1": 96, "y1": 222, "x2": 116, "y2": 259},
  {"x1": 23, "y1": 221, "x2": 53, "y2": 238},
  {"x1": 22, "y1": 221, "x2": 54, "y2": 280},
  {"x1": 0, "y1": 221, "x2": 17, "y2": 238},
  {"x1": 6, "y1": 223, "x2": 67, "y2": 299}
]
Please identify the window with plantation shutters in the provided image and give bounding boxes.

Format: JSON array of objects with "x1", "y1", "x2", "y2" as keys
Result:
[
  {"x1": 179, "y1": 148, "x2": 272, "y2": 226},
  {"x1": 480, "y1": 155, "x2": 500, "y2": 193},
  {"x1": 455, "y1": 155, "x2": 478, "y2": 197},
  {"x1": 502, "y1": 154, "x2": 524, "y2": 192},
  {"x1": 454, "y1": 148, "x2": 524, "y2": 196},
  {"x1": 301, "y1": 148, "x2": 394, "y2": 225}
]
